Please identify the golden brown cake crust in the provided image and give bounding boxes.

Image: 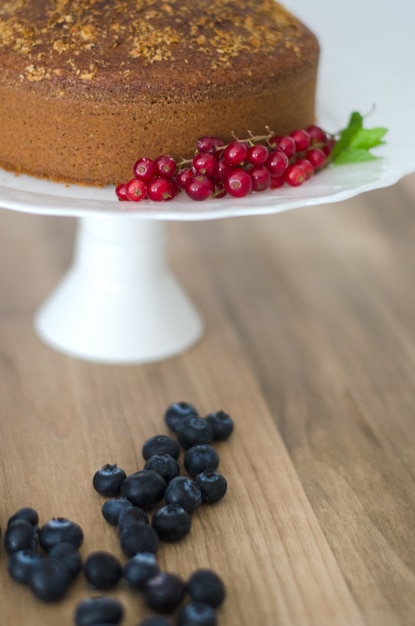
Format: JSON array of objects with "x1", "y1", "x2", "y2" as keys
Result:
[{"x1": 0, "y1": 0, "x2": 320, "y2": 186}]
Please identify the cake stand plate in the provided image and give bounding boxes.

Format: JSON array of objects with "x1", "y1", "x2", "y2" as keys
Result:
[{"x1": 0, "y1": 0, "x2": 414, "y2": 363}]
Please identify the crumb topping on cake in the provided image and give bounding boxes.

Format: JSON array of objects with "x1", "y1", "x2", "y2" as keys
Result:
[{"x1": 0, "y1": 0, "x2": 308, "y2": 84}]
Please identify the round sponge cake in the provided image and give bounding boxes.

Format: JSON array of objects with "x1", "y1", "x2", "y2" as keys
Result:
[{"x1": 0, "y1": 0, "x2": 319, "y2": 186}]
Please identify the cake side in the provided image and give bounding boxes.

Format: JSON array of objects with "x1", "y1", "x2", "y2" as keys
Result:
[{"x1": 0, "y1": 0, "x2": 320, "y2": 186}]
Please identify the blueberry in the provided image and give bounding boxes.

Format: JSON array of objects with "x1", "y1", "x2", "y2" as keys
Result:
[
  {"x1": 187, "y1": 569, "x2": 226, "y2": 607},
  {"x1": 120, "y1": 470, "x2": 166, "y2": 509},
  {"x1": 144, "y1": 453, "x2": 180, "y2": 484},
  {"x1": 38, "y1": 517, "x2": 84, "y2": 551},
  {"x1": 164, "y1": 401, "x2": 199, "y2": 433},
  {"x1": 205, "y1": 410, "x2": 234, "y2": 441},
  {"x1": 74, "y1": 595, "x2": 124, "y2": 626},
  {"x1": 176, "y1": 417, "x2": 213, "y2": 450},
  {"x1": 144, "y1": 571, "x2": 186, "y2": 613},
  {"x1": 183, "y1": 445, "x2": 219, "y2": 477},
  {"x1": 142, "y1": 435, "x2": 181, "y2": 461},
  {"x1": 29, "y1": 557, "x2": 71, "y2": 602},
  {"x1": 117, "y1": 506, "x2": 149, "y2": 532},
  {"x1": 93, "y1": 464, "x2": 127, "y2": 497},
  {"x1": 7, "y1": 549, "x2": 42, "y2": 584},
  {"x1": 194, "y1": 471, "x2": 227, "y2": 504},
  {"x1": 177, "y1": 602, "x2": 217, "y2": 626},
  {"x1": 84, "y1": 551, "x2": 123, "y2": 590},
  {"x1": 7, "y1": 507, "x2": 39, "y2": 529},
  {"x1": 152, "y1": 504, "x2": 191, "y2": 542},
  {"x1": 120, "y1": 522, "x2": 159, "y2": 557},
  {"x1": 48, "y1": 541, "x2": 83, "y2": 579},
  {"x1": 102, "y1": 497, "x2": 134, "y2": 526},
  {"x1": 164, "y1": 476, "x2": 202, "y2": 514},
  {"x1": 137, "y1": 617, "x2": 173, "y2": 626},
  {"x1": 5, "y1": 519, "x2": 36, "y2": 555},
  {"x1": 123, "y1": 552, "x2": 159, "y2": 589}
]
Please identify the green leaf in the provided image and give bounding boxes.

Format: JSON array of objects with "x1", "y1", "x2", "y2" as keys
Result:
[
  {"x1": 332, "y1": 148, "x2": 378, "y2": 165},
  {"x1": 349, "y1": 127, "x2": 388, "y2": 150},
  {"x1": 339, "y1": 111, "x2": 364, "y2": 138},
  {"x1": 329, "y1": 111, "x2": 363, "y2": 160},
  {"x1": 329, "y1": 110, "x2": 388, "y2": 166}
]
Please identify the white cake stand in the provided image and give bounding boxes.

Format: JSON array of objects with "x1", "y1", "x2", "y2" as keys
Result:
[{"x1": 0, "y1": 0, "x2": 414, "y2": 364}]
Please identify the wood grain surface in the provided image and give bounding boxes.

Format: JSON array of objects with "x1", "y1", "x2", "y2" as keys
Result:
[{"x1": 0, "y1": 173, "x2": 415, "y2": 626}]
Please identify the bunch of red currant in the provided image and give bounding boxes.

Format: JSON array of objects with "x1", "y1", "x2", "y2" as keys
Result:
[{"x1": 115, "y1": 125, "x2": 335, "y2": 203}]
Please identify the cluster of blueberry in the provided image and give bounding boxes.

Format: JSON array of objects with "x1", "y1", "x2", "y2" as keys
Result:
[
  {"x1": 75, "y1": 565, "x2": 225, "y2": 626},
  {"x1": 74, "y1": 566, "x2": 225, "y2": 626},
  {"x1": 115, "y1": 125, "x2": 335, "y2": 203},
  {"x1": 3, "y1": 401, "x2": 233, "y2": 626},
  {"x1": 88, "y1": 401, "x2": 234, "y2": 625},
  {"x1": 5, "y1": 510, "x2": 84, "y2": 601}
]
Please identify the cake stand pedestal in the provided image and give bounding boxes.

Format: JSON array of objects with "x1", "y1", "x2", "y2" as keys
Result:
[{"x1": 34, "y1": 216, "x2": 203, "y2": 364}]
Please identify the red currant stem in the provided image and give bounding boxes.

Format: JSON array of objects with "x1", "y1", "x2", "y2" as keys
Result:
[
  {"x1": 177, "y1": 130, "x2": 277, "y2": 171},
  {"x1": 231, "y1": 128, "x2": 275, "y2": 145},
  {"x1": 177, "y1": 156, "x2": 194, "y2": 169}
]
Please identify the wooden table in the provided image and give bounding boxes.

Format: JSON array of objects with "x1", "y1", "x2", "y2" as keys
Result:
[{"x1": 1, "y1": 173, "x2": 415, "y2": 626}]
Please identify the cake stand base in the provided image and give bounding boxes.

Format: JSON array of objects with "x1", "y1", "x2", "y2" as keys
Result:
[{"x1": 34, "y1": 216, "x2": 204, "y2": 364}]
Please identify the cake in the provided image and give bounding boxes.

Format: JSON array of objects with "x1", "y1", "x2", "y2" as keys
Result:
[{"x1": 0, "y1": 0, "x2": 319, "y2": 187}]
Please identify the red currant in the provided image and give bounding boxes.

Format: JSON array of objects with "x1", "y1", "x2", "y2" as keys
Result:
[
  {"x1": 290, "y1": 129, "x2": 311, "y2": 152},
  {"x1": 249, "y1": 165, "x2": 271, "y2": 192},
  {"x1": 224, "y1": 169, "x2": 252, "y2": 198},
  {"x1": 115, "y1": 183, "x2": 128, "y2": 201},
  {"x1": 195, "y1": 136, "x2": 225, "y2": 154},
  {"x1": 305, "y1": 148, "x2": 326, "y2": 170},
  {"x1": 185, "y1": 175, "x2": 214, "y2": 201},
  {"x1": 126, "y1": 178, "x2": 147, "y2": 201},
  {"x1": 295, "y1": 158, "x2": 314, "y2": 180},
  {"x1": 176, "y1": 167, "x2": 194, "y2": 190},
  {"x1": 306, "y1": 125, "x2": 328, "y2": 146},
  {"x1": 266, "y1": 149, "x2": 289, "y2": 177},
  {"x1": 154, "y1": 156, "x2": 177, "y2": 179},
  {"x1": 192, "y1": 152, "x2": 218, "y2": 178},
  {"x1": 323, "y1": 137, "x2": 336, "y2": 157},
  {"x1": 216, "y1": 158, "x2": 232, "y2": 182},
  {"x1": 223, "y1": 141, "x2": 248, "y2": 167},
  {"x1": 270, "y1": 176, "x2": 285, "y2": 189},
  {"x1": 268, "y1": 135, "x2": 296, "y2": 159},
  {"x1": 213, "y1": 182, "x2": 227, "y2": 199},
  {"x1": 283, "y1": 163, "x2": 306, "y2": 187},
  {"x1": 247, "y1": 144, "x2": 269, "y2": 166},
  {"x1": 133, "y1": 157, "x2": 156, "y2": 182},
  {"x1": 147, "y1": 177, "x2": 177, "y2": 201}
]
